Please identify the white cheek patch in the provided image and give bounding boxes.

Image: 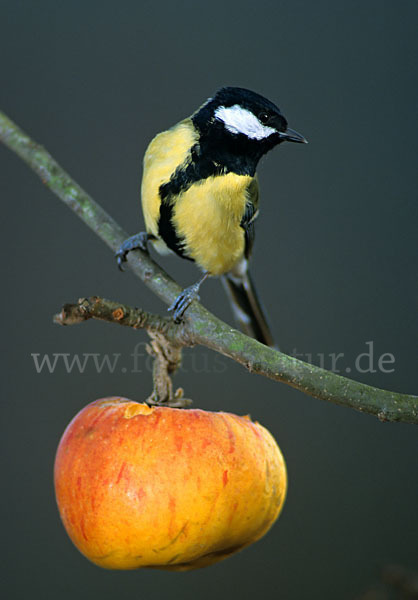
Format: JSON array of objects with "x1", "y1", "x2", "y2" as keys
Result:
[{"x1": 214, "y1": 104, "x2": 276, "y2": 140}]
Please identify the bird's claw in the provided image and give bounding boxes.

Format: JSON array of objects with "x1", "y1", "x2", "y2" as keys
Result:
[
  {"x1": 115, "y1": 232, "x2": 150, "y2": 272},
  {"x1": 168, "y1": 284, "x2": 201, "y2": 323},
  {"x1": 115, "y1": 251, "x2": 127, "y2": 271}
]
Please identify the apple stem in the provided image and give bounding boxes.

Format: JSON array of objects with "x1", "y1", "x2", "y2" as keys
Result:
[{"x1": 146, "y1": 332, "x2": 192, "y2": 408}]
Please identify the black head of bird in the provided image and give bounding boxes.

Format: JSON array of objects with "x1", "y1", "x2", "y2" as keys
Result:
[{"x1": 192, "y1": 86, "x2": 307, "y2": 175}]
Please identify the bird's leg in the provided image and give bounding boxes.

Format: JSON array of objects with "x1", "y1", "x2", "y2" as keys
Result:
[
  {"x1": 115, "y1": 232, "x2": 155, "y2": 271},
  {"x1": 168, "y1": 272, "x2": 209, "y2": 323}
]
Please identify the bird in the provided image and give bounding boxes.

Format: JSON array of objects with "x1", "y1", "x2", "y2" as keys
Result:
[{"x1": 116, "y1": 87, "x2": 306, "y2": 347}]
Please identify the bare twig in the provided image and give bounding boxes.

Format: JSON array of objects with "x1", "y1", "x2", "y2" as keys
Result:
[
  {"x1": 1, "y1": 110, "x2": 417, "y2": 424},
  {"x1": 55, "y1": 297, "x2": 192, "y2": 408},
  {"x1": 54, "y1": 296, "x2": 192, "y2": 346}
]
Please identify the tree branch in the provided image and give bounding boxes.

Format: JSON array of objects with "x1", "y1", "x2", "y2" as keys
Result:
[
  {"x1": 1, "y1": 110, "x2": 417, "y2": 424},
  {"x1": 54, "y1": 296, "x2": 192, "y2": 346}
]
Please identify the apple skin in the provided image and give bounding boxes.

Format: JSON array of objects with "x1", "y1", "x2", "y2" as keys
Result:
[{"x1": 54, "y1": 398, "x2": 287, "y2": 570}]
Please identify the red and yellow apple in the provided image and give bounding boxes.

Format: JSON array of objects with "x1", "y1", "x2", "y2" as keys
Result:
[{"x1": 54, "y1": 397, "x2": 287, "y2": 570}]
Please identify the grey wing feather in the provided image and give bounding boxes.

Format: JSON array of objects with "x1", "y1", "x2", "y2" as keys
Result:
[
  {"x1": 222, "y1": 178, "x2": 276, "y2": 348},
  {"x1": 241, "y1": 177, "x2": 259, "y2": 258}
]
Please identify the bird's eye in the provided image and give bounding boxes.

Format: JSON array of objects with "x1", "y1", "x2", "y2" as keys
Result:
[{"x1": 259, "y1": 112, "x2": 270, "y2": 124}]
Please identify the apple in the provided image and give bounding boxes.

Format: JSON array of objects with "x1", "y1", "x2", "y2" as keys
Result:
[{"x1": 54, "y1": 398, "x2": 287, "y2": 570}]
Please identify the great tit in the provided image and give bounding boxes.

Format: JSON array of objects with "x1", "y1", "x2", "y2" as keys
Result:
[{"x1": 116, "y1": 87, "x2": 306, "y2": 347}]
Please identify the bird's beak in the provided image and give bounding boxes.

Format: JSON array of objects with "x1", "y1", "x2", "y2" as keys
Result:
[{"x1": 280, "y1": 128, "x2": 308, "y2": 144}]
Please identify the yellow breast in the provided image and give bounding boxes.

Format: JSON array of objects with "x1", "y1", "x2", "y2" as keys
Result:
[
  {"x1": 141, "y1": 119, "x2": 198, "y2": 240},
  {"x1": 141, "y1": 119, "x2": 252, "y2": 275},
  {"x1": 172, "y1": 173, "x2": 251, "y2": 275}
]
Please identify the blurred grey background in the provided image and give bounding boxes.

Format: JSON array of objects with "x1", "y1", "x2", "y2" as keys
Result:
[{"x1": 1, "y1": 1, "x2": 417, "y2": 599}]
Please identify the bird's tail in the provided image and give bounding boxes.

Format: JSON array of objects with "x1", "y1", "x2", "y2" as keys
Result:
[{"x1": 221, "y1": 265, "x2": 276, "y2": 348}]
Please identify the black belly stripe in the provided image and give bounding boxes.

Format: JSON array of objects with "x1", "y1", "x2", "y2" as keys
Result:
[
  {"x1": 158, "y1": 200, "x2": 193, "y2": 260},
  {"x1": 157, "y1": 136, "x2": 259, "y2": 260},
  {"x1": 157, "y1": 144, "x2": 220, "y2": 259}
]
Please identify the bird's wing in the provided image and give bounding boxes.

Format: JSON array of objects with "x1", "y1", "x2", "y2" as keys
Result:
[{"x1": 241, "y1": 177, "x2": 259, "y2": 258}]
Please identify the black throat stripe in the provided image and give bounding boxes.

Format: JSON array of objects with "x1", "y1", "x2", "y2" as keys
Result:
[
  {"x1": 159, "y1": 143, "x2": 226, "y2": 203},
  {"x1": 157, "y1": 143, "x2": 224, "y2": 258},
  {"x1": 157, "y1": 137, "x2": 259, "y2": 259}
]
